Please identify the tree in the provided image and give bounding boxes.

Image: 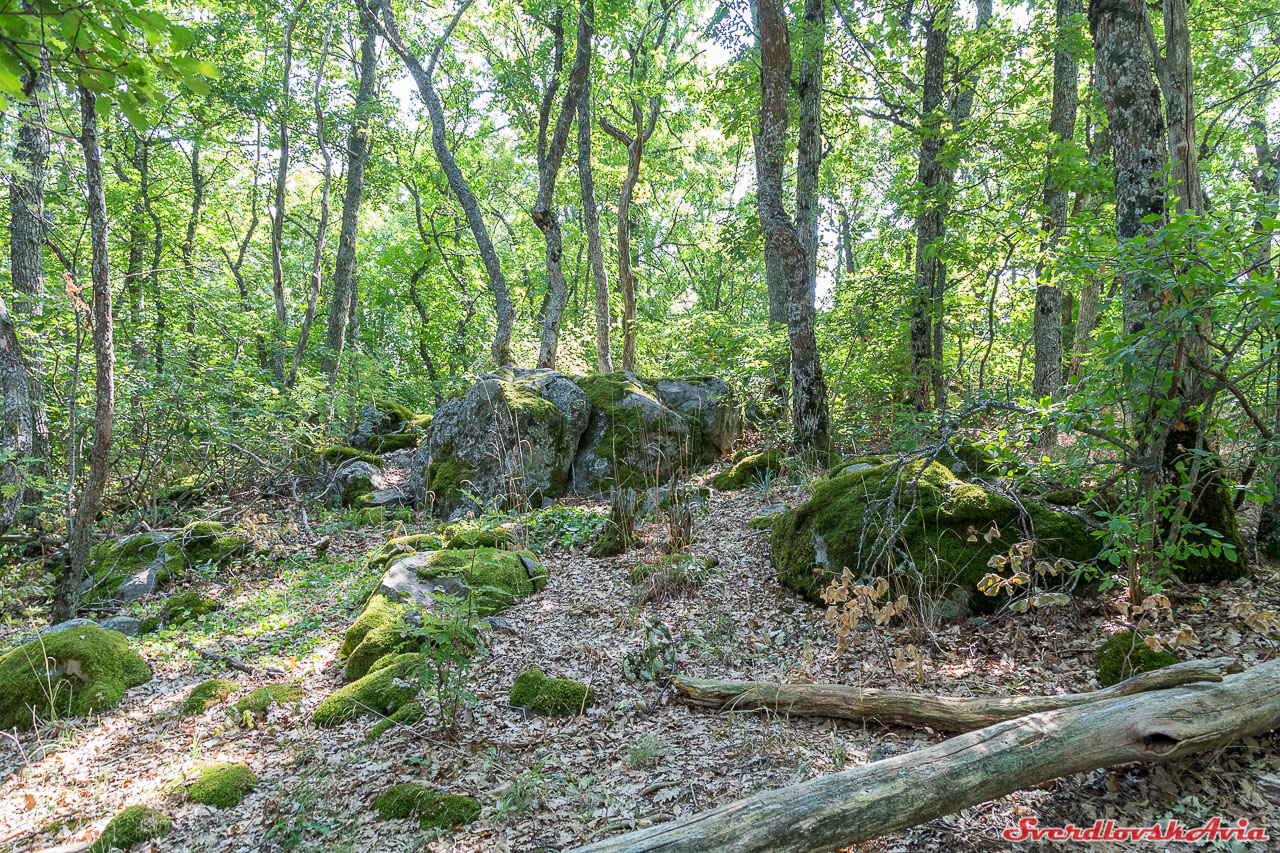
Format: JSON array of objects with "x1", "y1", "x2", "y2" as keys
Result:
[
  {"x1": 756, "y1": 0, "x2": 830, "y2": 450},
  {"x1": 577, "y1": 82, "x2": 613, "y2": 373}
]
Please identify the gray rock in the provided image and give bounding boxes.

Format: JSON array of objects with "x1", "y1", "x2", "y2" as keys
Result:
[
  {"x1": 378, "y1": 554, "x2": 472, "y2": 607},
  {"x1": 37, "y1": 618, "x2": 96, "y2": 637},
  {"x1": 759, "y1": 503, "x2": 788, "y2": 516},
  {"x1": 363, "y1": 488, "x2": 408, "y2": 508},
  {"x1": 653, "y1": 376, "x2": 742, "y2": 460},
  {"x1": 327, "y1": 460, "x2": 385, "y2": 508},
  {"x1": 99, "y1": 615, "x2": 142, "y2": 636}
]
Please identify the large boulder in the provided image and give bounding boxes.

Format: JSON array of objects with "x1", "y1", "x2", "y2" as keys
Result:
[
  {"x1": 340, "y1": 546, "x2": 546, "y2": 681},
  {"x1": 770, "y1": 459, "x2": 1100, "y2": 610},
  {"x1": 0, "y1": 624, "x2": 151, "y2": 731},
  {"x1": 571, "y1": 372, "x2": 741, "y2": 492},
  {"x1": 351, "y1": 399, "x2": 431, "y2": 455},
  {"x1": 81, "y1": 521, "x2": 249, "y2": 604},
  {"x1": 410, "y1": 369, "x2": 591, "y2": 517}
]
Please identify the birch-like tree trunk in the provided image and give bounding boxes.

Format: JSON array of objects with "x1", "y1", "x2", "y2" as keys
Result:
[
  {"x1": 577, "y1": 82, "x2": 613, "y2": 373},
  {"x1": 56, "y1": 86, "x2": 116, "y2": 622},
  {"x1": 325, "y1": 1, "x2": 378, "y2": 379},
  {"x1": 270, "y1": 10, "x2": 301, "y2": 385}
]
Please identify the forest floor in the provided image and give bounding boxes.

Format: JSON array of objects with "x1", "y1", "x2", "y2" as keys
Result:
[{"x1": 2, "y1": 456, "x2": 1280, "y2": 853}]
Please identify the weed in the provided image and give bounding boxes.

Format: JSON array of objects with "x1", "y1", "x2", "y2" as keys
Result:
[{"x1": 627, "y1": 734, "x2": 667, "y2": 770}]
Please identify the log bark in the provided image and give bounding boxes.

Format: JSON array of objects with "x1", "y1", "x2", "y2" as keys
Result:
[
  {"x1": 574, "y1": 658, "x2": 1280, "y2": 853},
  {"x1": 671, "y1": 657, "x2": 1241, "y2": 733}
]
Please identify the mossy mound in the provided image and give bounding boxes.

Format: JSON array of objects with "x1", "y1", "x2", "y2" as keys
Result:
[
  {"x1": 374, "y1": 783, "x2": 481, "y2": 829},
  {"x1": 366, "y1": 533, "x2": 445, "y2": 573},
  {"x1": 827, "y1": 456, "x2": 887, "y2": 478},
  {"x1": 321, "y1": 446, "x2": 383, "y2": 467},
  {"x1": 0, "y1": 625, "x2": 151, "y2": 731},
  {"x1": 188, "y1": 762, "x2": 257, "y2": 808},
  {"x1": 153, "y1": 473, "x2": 207, "y2": 505},
  {"x1": 312, "y1": 653, "x2": 421, "y2": 728},
  {"x1": 1162, "y1": 421, "x2": 1248, "y2": 584},
  {"x1": 571, "y1": 373, "x2": 692, "y2": 491},
  {"x1": 446, "y1": 527, "x2": 513, "y2": 550},
  {"x1": 711, "y1": 450, "x2": 784, "y2": 491},
  {"x1": 365, "y1": 700, "x2": 425, "y2": 742},
  {"x1": 233, "y1": 683, "x2": 304, "y2": 718},
  {"x1": 770, "y1": 459, "x2": 1100, "y2": 608},
  {"x1": 508, "y1": 667, "x2": 593, "y2": 715},
  {"x1": 341, "y1": 548, "x2": 544, "y2": 681},
  {"x1": 90, "y1": 806, "x2": 170, "y2": 853},
  {"x1": 629, "y1": 553, "x2": 712, "y2": 586},
  {"x1": 181, "y1": 678, "x2": 238, "y2": 715},
  {"x1": 1095, "y1": 631, "x2": 1179, "y2": 687},
  {"x1": 748, "y1": 512, "x2": 782, "y2": 530},
  {"x1": 368, "y1": 433, "x2": 419, "y2": 454},
  {"x1": 349, "y1": 506, "x2": 415, "y2": 526},
  {"x1": 589, "y1": 520, "x2": 632, "y2": 558},
  {"x1": 162, "y1": 591, "x2": 219, "y2": 627}
]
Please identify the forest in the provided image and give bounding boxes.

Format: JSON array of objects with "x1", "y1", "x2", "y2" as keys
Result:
[{"x1": 0, "y1": 0, "x2": 1278, "y2": 848}]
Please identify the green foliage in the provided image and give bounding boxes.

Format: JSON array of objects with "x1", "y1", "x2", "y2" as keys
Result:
[
  {"x1": 0, "y1": 624, "x2": 151, "y2": 731},
  {"x1": 1095, "y1": 631, "x2": 1178, "y2": 687},
  {"x1": 373, "y1": 783, "x2": 480, "y2": 829},
  {"x1": 188, "y1": 762, "x2": 257, "y2": 808},
  {"x1": 89, "y1": 806, "x2": 171, "y2": 853},
  {"x1": 321, "y1": 446, "x2": 383, "y2": 467},
  {"x1": 621, "y1": 617, "x2": 678, "y2": 683},
  {"x1": 508, "y1": 668, "x2": 594, "y2": 716},
  {"x1": 526, "y1": 504, "x2": 608, "y2": 550},
  {"x1": 712, "y1": 450, "x2": 784, "y2": 491},
  {"x1": 181, "y1": 678, "x2": 238, "y2": 715}
]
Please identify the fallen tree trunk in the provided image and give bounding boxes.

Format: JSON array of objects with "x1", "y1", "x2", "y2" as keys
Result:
[
  {"x1": 671, "y1": 657, "x2": 1242, "y2": 733},
  {"x1": 573, "y1": 658, "x2": 1280, "y2": 853}
]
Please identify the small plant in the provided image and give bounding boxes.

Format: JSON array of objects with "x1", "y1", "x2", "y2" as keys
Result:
[
  {"x1": 627, "y1": 733, "x2": 666, "y2": 769},
  {"x1": 406, "y1": 592, "x2": 484, "y2": 738},
  {"x1": 750, "y1": 467, "x2": 777, "y2": 494},
  {"x1": 490, "y1": 753, "x2": 553, "y2": 819},
  {"x1": 621, "y1": 617, "x2": 678, "y2": 682},
  {"x1": 527, "y1": 503, "x2": 608, "y2": 550},
  {"x1": 629, "y1": 553, "x2": 711, "y2": 602}
]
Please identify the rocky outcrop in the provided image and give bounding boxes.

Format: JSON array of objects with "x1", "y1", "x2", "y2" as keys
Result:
[
  {"x1": 81, "y1": 522, "x2": 250, "y2": 604},
  {"x1": 770, "y1": 459, "x2": 1101, "y2": 611},
  {"x1": 409, "y1": 370, "x2": 741, "y2": 518},
  {"x1": 350, "y1": 399, "x2": 431, "y2": 454}
]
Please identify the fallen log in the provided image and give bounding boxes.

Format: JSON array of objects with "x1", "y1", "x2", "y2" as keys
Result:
[
  {"x1": 671, "y1": 656, "x2": 1241, "y2": 733},
  {"x1": 573, "y1": 658, "x2": 1280, "y2": 853}
]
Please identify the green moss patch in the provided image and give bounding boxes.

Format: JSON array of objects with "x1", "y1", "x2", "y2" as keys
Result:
[
  {"x1": 0, "y1": 624, "x2": 151, "y2": 731},
  {"x1": 770, "y1": 460, "x2": 1100, "y2": 608},
  {"x1": 374, "y1": 783, "x2": 481, "y2": 829},
  {"x1": 712, "y1": 450, "x2": 784, "y2": 491},
  {"x1": 188, "y1": 762, "x2": 257, "y2": 808},
  {"x1": 367, "y1": 533, "x2": 445, "y2": 573},
  {"x1": 365, "y1": 700, "x2": 425, "y2": 742},
  {"x1": 369, "y1": 433, "x2": 419, "y2": 454},
  {"x1": 87, "y1": 535, "x2": 161, "y2": 596},
  {"x1": 181, "y1": 678, "x2": 238, "y2": 716},
  {"x1": 321, "y1": 446, "x2": 383, "y2": 466},
  {"x1": 349, "y1": 507, "x2": 415, "y2": 526},
  {"x1": 340, "y1": 593, "x2": 420, "y2": 682},
  {"x1": 508, "y1": 667, "x2": 593, "y2": 715},
  {"x1": 163, "y1": 591, "x2": 219, "y2": 627},
  {"x1": 1096, "y1": 631, "x2": 1179, "y2": 687},
  {"x1": 233, "y1": 683, "x2": 304, "y2": 718},
  {"x1": 446, "y1": 528, "x2": 513, "y2": 550},
  {"x1": 90, "y1": 806, "x2": 170, "y2": 853},
  {"x1": 312, "y1": 653, "x2": 421, "y2": 728}
]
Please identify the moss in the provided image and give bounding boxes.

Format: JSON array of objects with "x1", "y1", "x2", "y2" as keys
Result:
[
  {"x1": 1043, "y1": 487, "x2": 1086, "y2": 506},
  {"x1": 413, "y1": 548, "x2": 547, "y2": 610},
  {"x1": 188, "y1": 762, "x2": 257, "y2": 808},
  {"x1": 374, "y1": 783, "x2": 481, "y2": 829},
  {"x1": 373, "y1": 398, "x2": 421, "y2": 426},
  {"x1": 446, "y1": 528, "x2": 512, "y2": 550},
  {"x1": 341, "y1": 593, "x2": 419, "y2": 681},
  {"x1": 138, "y1": 616, "x2": 160, "y2": 635},
  {"x1": 575, "y1": 373, "x2": 670, "y2": 490},
  {"x1": 1162, "y1": 420, "x2": 1248, "y2": 584},
  {"x1": 748, "y1": 513, "x2": 780, "y2": 530},
  {"x1": 163, "y1": 591, "x2": 219, "y2": 627},
  {"x1": 424, "y1": 444, "x2": 476, "y2": 509},
  {"x1": 321, "y1": 446, "x2": 383, "y2": 466},
  {"x1": 365, "y1": 700, "x2": 425, "y2": 742},
  {"x1": 312, "y1": 653, "x2": 421, "y2": 728},
  {"x1": 233, "y1": 683, "x2": 304, "y2": 718},
  {"x1": 89, "y1": 806, "x2": 170, "y2": 853},
  {"x1": 153, "y1": 474, "x2": 205, "y2": 504},
  {"x1": 508, "y1": 667, "x2": 593, "y2": 715},
  {"x1": 827, "y1": 456, "x2": 888, "y2": 478},
  {"x1": 181, "y1": 678, "x2": 238, "y2": 715},
  {"x1": 369, "y1": 433, "x2": 419, "y2": 454},
  {"x1": 589, "y1": 521, "x2": 631, "y2": 558},
  {"x1": 0, "y1": 624, "x2": 151, "y2": 731},
  {"x1": 712, "y1": 450, "x2": 784, "y2": 491},
  {"x1": 350, "y1": 507, "x2": 415, "y2": 526},
  {"x1": 771, "y1": 460, "x2": 1100, "y2": 608},
  {"x1": 87, "y1": 535, "x2": 162, "y2": 599},
  {"x1": 166, "y1": 521, "x2": 246, "y2": 573},
  {"x1": 1096, "y1": 631, "x2": 1178, "y2": 687},
  {"x1": 342, "y1": 477, "x2": 376, "y2": 509},
  {"x1": 366, "y1": 533, "x2": 445, "y2": 573}
]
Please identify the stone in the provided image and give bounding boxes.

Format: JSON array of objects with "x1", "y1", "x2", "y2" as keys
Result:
[
  {"x1": 711, "y1": 450, "x2": 784, "y2": 491},
  {"x1": 81, "y1": 523, "x2": 249, "y2": 604},
  {"x1": 90, "y1": 806, "x2": 170, "y2": 853},
  {"x1": 508, "y1": 667, "x2": 594, "y2": 715},
  {"x1": 98, "y1": 615, "x2": 141, "y2": 637},
  {"x1": 327, "y1": 459, "x2": 386, "y2": 508}
]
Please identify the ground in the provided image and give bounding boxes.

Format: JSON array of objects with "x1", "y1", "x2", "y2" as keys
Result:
[{"x1": 2, "y1": 453, "x2": 1279, "y2": 853}]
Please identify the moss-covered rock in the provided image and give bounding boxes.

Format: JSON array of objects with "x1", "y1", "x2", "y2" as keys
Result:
[
  {"x1": 341, "y1": 548, "x2": 545, "y2": 681},
  {"x1": 321, "y1": 446, "x2": 384, "y2": 467},
  {"x1": 1162, "y1": 421, "x2": 1248, "y2": 584},
  {"x1": 712, "y1": 450, "x2": 784, "y2": 491},
  {"x1": 589, "y1": 520, "x2": 632, "y2": 558},
  {"x1": 365, "y1": 700, "x2": 425, "y2": 742},
  {"x1": 181, "y1": 678, "x2": 238, "y2": 715},
  {"x1": 368, "y1": 433, "x2": 419, "y2": 454},
  {"x1": 153, "y1": 473, "x2": 206, "y2": 505},
  {"x1": 366, "y1": 533, "x2": 445, "y2": 573},
  {"x1": 571, "y1": 373, "x2": 695, "y2": 492},
  {"x1": 84, "y1": 534, "x2": 163, "y2": 603},
  {"x1": 0, "y1": 625, "x2": 151, "y2": 731},
  {"x1": 312, "y1": 653, "x2": 421, "y2": 728},
  {"x1": 90, "y1": 806, "x2": 170, "y2": 853},
  {"x1": 162, "y1": 591, "x2": 219, "y2": 627},
  {"x1": 1095, "y1": 631, "x2": 1179, "y2": 687},
  {"x1": 827, "y1": 456, "x2": 887, "y2": 478},
  {"x1": 188, "y1": 762, "x2": 257, "y2": 808},
  {"x1": 508, "y1": 667, "x2": 593, "y2": 715},
  {"x1": 374, "y1": 783, "x2": 481, "y2": 829},
  {"x1": 770, "y1": 459, "x2": 1101, "y2": 608},
  {"x1": 349, "y1": 506, "x2": 415, "y2": 526},
  {"x1": 446, "y1": 527, "x2": 513, "y2": 550},
  {"x1": 233, "y1": 683, "x2": 304, "y2": 718}
]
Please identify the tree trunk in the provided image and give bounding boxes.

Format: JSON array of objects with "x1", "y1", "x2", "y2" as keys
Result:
[
  {"x1": 270, "y1": 10, "x2": 301, "y2": 386},
  {"x1": 534, "y1": 3, "x2": 594, "y2": 370},
  {"x1": 0, "y1": 294, "x2": 33, "y2": 533},
  {"x1": 1032, "y1": 0, "x2": 1080, "y2": 441},
  {"x1": 671, "y1": 657, "x2": 1240, "y2": 733},
  {"x1": 372, "y1": 0, "x2": 515, "y2": 367},
  {"x1": 1068, "y1": 273, "x2": 1099, "y2": 380},
  {"x1": 577, "y1": 82, "x2": 613, "y2": 373},
  {"x1": 572, "y1": 658, "x2": 1280, "y2": 853},
  {"x1": 9, "y1": 59, "x2": 49, "y2": 501},
  {"x1": 286, "y1": 22, "x2": 333, "y2": 389},
  {"x1": 757, "y1": 0, "x2": 829, "y2": 451},
  {"x1": 55, "y1": 86, "x2": 116, "y2": 622},
  {"x1": 324, "y1": 1, "x2": 378, "y2": 379},
  {"x1": 793, "y1": 0, "x2": 825, "y2": 305}
]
